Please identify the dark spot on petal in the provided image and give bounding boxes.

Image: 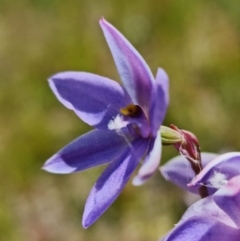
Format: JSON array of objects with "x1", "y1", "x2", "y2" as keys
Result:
[{"x1": 120, "y1": 104, "x2": 142, "y2": 118}]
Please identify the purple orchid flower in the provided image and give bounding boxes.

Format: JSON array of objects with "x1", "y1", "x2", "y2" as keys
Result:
[
  {"x1": 43, "y1": 18, "x2": 169, "y2": 228},
  {"x1": 160, "y1": 175, "x2": 240, "y2": 241},
  {"x1": 160, "y1": 153, "x2": 218, "y2": 195},
  {"x1": 189, "y1": 152, "x2": 240, "y2": 190},
  {"x1": 161, "y1": 151, "x2": 240, "y2": 192}
]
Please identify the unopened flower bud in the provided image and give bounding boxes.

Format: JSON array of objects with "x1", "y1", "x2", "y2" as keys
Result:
[
  {"x1": 168, "y1": 124, "x2": 209, "y2": 198},
  {"x1": 160, "y1": 126, "x2": 183, "y2": 145},
  {"x1": 170, "y1": 124, "x2": 202, "y2": 173}
]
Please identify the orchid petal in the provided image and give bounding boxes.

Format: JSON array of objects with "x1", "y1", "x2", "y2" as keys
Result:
[
  {"x1": 164, "y1": 195, "x2": 239, "y2": 241},
  {"x1": 214, "y1": 175, "x2": 240, "y2": 228},
  {"x1": 150, "y1": 68, "x2": 169, "y2": 136},
  {"x1": 189, "y1": 152, "x2": 240, "y2": 190},
  {"x1": 43, "y1": 129, "x2": 130, "y2": 173},
  {"x1": 49, "y1": 71, "x2": 131, "y2": 129},
  {"x1": 164, "y1": 216, "x2": 240, "y2": 241},
  {"x1": 99, "y1": 18, "x2": 155, "y2": 115},
  {"x1": 132, "y1": 131, "x2": 161, "y2": 186},
  {"x1": 82, "y1": 138, "x2": 149, "y2": 228},
  {"x1": 160, "y1": 153, "x2": 218, "y2": 194},
  {"x1": 155, "y1": 68, "x2": 169, "y2": 104},
  {"x1": 179, "y1": 195, "x2": 235, "y2": 226}
]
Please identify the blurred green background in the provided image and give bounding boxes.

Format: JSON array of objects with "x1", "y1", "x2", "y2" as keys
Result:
[{"x1": 0, "y1": 0, "x2": 239, "y2": 240}]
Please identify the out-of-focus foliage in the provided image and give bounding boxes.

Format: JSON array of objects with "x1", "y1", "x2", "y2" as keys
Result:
[{"x1": 0, "y1": 0, "x2": 239, "y2": 240}]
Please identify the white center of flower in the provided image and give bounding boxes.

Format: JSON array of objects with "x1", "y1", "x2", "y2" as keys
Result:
[
  {"x1": 208, "y1": 171, "x2": 228, "y2": 189},
  {"x1": 108, "y1": 115, "x2": 128, "y2": 131}
]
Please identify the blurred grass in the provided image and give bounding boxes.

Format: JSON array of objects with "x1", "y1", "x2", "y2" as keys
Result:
[{"x1": 0, "y1": 0, "x2": 239, "y2": 240}]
